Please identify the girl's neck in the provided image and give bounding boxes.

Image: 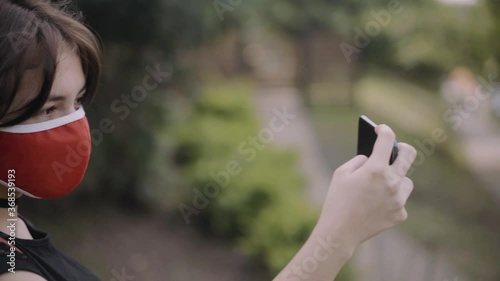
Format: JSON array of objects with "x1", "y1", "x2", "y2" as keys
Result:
[{"x1": 0, "y1": 184, "x2": 32, "y2": 239}]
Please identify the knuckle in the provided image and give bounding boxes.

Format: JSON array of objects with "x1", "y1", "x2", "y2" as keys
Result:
[
  {"x1": 401, "y1": 177, "x2": 414, "y2": 192},
  {"x1": 394, "y1": 209, "x2": 408, "y2": 223},
  {"x1": 404, "y1": 144, "x2": 418, "y2": 162},
  {"x1": 370, "y1": 165, "x2": 387, "y2": 177},
  {"x1": 378, "y1": 124, "x2": 396, "y2": 139},
  {"x1": 406, "y1": 178, "x2": 414, "y2": 191},
  {"x1": 385, "y1": 170, "x2": 400, "y2": 184},
  {"x1": 394, "y1": 197, "x2": 406, "y2": 209},
  {"x1": 387, "y1": 180, "x2": 399, "y2": 194},
  {"x1": 385, "y1": 171, "x2": 402, "y2": 192}
]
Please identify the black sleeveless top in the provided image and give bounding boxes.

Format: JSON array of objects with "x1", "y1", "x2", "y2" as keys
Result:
[{"x1": 0, "y1": 215, "x2": 101, "y2": 281}]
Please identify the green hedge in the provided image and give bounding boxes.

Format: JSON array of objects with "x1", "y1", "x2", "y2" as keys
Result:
[{"x1": 172, "y1": 78, "x2": 353, "y2": 279}]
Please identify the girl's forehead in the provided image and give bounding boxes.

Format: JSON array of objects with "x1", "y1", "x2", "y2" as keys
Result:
[
  {"x1": 0, "y1": 48, "x2": 84, "y2": 124},
  {"x1": 51, "y1": 48, "x2": 85, "y2": 95}
]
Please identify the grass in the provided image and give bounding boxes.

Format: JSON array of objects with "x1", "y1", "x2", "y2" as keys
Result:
[{"x1": 308, "y1": 71, "x2": 500, "y2": 281}]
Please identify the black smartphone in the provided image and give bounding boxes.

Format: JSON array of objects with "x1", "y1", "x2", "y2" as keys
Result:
[{"x1": 357, "y1": 115, "x2": 399, "y2": 165}]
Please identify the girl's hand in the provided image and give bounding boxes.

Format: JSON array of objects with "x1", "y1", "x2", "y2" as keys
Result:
[{"x1": 316, "y1": 124, "x2": 417, "y2": 253}]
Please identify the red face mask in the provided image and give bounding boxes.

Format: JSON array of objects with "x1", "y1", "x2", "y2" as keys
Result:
[{"x1": 0, "y1": 107, "x2": 91, "y2": 199}]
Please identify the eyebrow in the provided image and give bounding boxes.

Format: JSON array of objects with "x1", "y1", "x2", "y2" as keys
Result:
[{"x1": 47, "y1": 84, "x2": 86, "y2": 102}]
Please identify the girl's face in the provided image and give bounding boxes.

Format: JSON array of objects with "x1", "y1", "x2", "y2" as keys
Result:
[{"x1": 0, "y1": 46, "x2": 86, "y2": 125}]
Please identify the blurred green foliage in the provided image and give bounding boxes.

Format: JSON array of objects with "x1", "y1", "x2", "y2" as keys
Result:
[
  {"x1": 76, "y1": 0, "x2": 224, "y2": 54},
  {"x1": 487, "y1": 0, "x2": 500, "y2": 65},
  {"x1": 170, "y1": 78, "x2": 353, "y2": 279},
  {"x1": 380, "y1": 1, "x2": 494, "y2": 74},
  {"x1": 240, "y1": 0, "x2": 497, "y2": 85},
  {"x1": 72, "y1": 0, "x2": 227, "y2": 205}
]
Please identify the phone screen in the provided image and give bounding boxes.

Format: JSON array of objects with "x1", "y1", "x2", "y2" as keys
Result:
[
  {"x1": 357, "y1": 115, "x2": 378, "y2": 159},
  {"x1": 357, "y1": 115, "x2": 398, "y2": 164}
]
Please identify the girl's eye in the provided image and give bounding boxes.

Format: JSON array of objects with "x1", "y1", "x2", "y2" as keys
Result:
[
  {"x1": 39, "y1": 106, "x2": 56, "y2": 116},
  {"x1": 75, "y1": 96, "x2": 85, "y2": 105},
  {"x1": 74, "y1": 98, "x2": 84, "y2": 110}
]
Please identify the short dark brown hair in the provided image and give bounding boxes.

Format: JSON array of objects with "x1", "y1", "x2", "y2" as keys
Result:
[{"x1": 0, "y1": 0, "x2": 101, "y2": 126}]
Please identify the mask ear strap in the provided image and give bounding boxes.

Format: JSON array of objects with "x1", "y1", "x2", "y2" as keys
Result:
[{"x1": 0, "y1": 197, "x2": 19, "y2": 208}]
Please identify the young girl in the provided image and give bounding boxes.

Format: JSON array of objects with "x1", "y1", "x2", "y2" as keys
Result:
[
  {"x1": 0, "y1": 0, "x2": 100, "y2": 280},
  {"x1": 0, "y1": 1, "x2": 417, "y2": 280}
]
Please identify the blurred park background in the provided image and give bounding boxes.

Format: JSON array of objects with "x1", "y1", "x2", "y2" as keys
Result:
[{"x1": 21, "y1": 0, "x2": 500, "y2": 280}]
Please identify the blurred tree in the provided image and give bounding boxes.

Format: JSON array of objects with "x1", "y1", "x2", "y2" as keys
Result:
[
  {"x1": 487, "y1": 0, "x2": 500, "y2": 70},
  {"x1": 380, "y1": 1, "x2": 494, "y2": 76},
  {"x1": 239, "y1": 0, "x2": 495, "y2": 92},
  {"x1": 250, "y1": 0, "x2": 378, "y2": 101},
  {"x1": 230, "y1": 0, "x2": 394, "y2": 102},
  {"x1": 69, "y1": 0, "x2": 230, "y2": 207}
]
